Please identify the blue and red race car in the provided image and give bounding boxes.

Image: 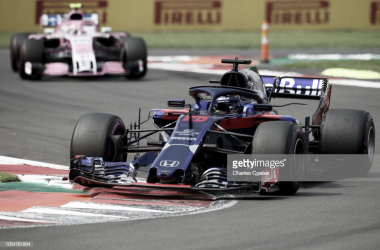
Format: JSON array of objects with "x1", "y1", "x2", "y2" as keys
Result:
[{"x1": 69, "y1": 59, "x2": 375, "y2": 195}]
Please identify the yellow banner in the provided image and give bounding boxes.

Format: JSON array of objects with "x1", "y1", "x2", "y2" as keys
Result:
[{"x1": 0, "y1": 0, "x2": 379, "y2": 32}]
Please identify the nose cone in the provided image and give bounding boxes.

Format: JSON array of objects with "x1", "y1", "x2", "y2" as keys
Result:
[{"x1": 157, "y1": 168, "x2": 183, "y2": 181}]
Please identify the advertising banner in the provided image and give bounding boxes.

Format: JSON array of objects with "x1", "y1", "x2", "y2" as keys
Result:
[{"x1": 0, "y1": 0, "x2": 379, "y2": 32}]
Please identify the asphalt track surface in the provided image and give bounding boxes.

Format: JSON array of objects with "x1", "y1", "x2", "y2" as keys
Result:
[{"x1": 1, "y1": 49, "x2": 380, "y2": 250}]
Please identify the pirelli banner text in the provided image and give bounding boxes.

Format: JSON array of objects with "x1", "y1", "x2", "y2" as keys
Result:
[{"x1": 1, "y1": 0, "x2": 380, "y2": 32}]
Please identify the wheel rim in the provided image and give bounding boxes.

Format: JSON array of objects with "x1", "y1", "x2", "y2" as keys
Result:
[
  {"x1": 107, "y1": 120, "x2": 126, "y2": 161},
  {"x1": 292, "y1": 138, "x2": 305, "y2": 182}
]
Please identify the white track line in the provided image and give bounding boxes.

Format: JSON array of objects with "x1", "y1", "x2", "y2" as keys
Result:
[
  {"x1": 288, "y1": 53, "x2": 380, "y2": 60},
  {"x1": 329, "y1": 78, "x2": 380, "y2": 88},
  {"x1": 148, "y1": 55, "x2": 195, "y2": 62},
  {"x1": 0, "y1": 215, "x2": 55, "y2": 224},
  {"x1": 23, "y1": 207, "x2": 128, "y2": 218},
  {"x1": 148, "y1": 62, "x2": 223, "y2": 74},
  {"x1": 0, "y1": 156, "x2": 68, "y2": 170},
  {"x1": 16, "y1": 175, "x2": 74, "y2": 189},
  {"x1": 61, "y1": 201, "x2": 172, "y2": 213}
]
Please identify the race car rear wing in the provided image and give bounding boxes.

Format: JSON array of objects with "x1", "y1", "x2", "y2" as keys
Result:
[
  {"x1": 40, "y1": 13, "x2": 99, "y2": 27},
  {"x1": 261, "y1": 75, "x2": 332, "y2": 126},
  {"x1": 261, "y1": 76, "x2": 328, "y2": 100}
]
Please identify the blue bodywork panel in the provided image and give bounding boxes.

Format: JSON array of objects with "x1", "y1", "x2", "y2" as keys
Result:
[{"x1": 148, "y1": 115, "x2": 214, "y2": 182}]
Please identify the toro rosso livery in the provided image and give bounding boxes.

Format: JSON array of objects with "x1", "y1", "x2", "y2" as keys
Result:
[
  {"x1": 10, "y1": 3, "x2": 147, "y2": 80},
  {"x1": 69, "y1": 59, "x2": 375, "y2": 195}
]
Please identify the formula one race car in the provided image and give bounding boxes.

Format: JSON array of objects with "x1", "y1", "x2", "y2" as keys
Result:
[
  {"x1": 69, "y1": 59, "x2": 375, "y2": 195},
  {"x1": 10, "y1": 3, "x2": 147, "y2": 80}
]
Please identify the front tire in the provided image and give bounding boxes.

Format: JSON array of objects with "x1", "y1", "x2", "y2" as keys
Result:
[
  {"x1": 70, "y1": 113, "x2": 127, "y2": 162},
  {"x1": 10, "y1": 33, "x2": 31, "y2": 72},
  {"x1": 19, "y1": 39, "x2": 44, "y2": 80},
  {"x1": 252, "y1": 121, "x2": 305, "y2": 195}
]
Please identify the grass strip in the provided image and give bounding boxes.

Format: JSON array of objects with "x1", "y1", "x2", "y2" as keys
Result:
[
  {"x1": 1, "y1": 30, "x2": 380, "y2": 49},
  {"x1": 0, "y1": 172, "x2": 20, "y2": 182},
  {"x1": 0, "y1": 182, "x2": 85, "y2": 193},
  {"x1": 130, "y1": 30, "x2": 380, "y2": 49}
]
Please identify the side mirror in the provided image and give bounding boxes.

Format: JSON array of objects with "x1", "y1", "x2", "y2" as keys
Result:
[
  {"x1": 167, "y1": 100, "x2": 186, "y2": 107},
  {"x1": 209, "y1": 78, "x2": 220, "y2": 84},
  {"x1": 253, "y1": 104, "x2": 272, "y2": 112},
  {"x1": 101, "y1": 27, "x2": 112, "y2": 33}
]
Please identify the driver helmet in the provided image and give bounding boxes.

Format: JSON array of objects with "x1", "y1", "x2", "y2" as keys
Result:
[{"x1": 213, "y1": 95, "x2": 243, "y2": 114}]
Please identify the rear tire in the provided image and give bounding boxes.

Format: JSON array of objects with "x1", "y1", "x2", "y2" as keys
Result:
[
  {"x1": 19, "y1": 39, "x2": 44, "y2": 80},
  {"x1": 70, "y1": 113, "x2": 126, "y2": 162},
  {"x1": 320, "y1": 109, "x2": 375, "y2": 175},
  {"x1": 122, "y1": 37, "x2": 147, "y2": 79},
  {"x1": 10, "y1": 33, "x2": 31, "y2": 72},
  {"x1": 252, "y1": 121, "x2": 305, "y2": 195}
]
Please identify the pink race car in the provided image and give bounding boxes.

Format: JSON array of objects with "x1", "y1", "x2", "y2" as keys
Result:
[{"x1": 10, "y1": 3, "x2": 147, "y2": 80}]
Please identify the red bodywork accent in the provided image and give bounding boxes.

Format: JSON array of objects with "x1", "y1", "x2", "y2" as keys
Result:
[
  {"x1": 161, "y1": 109, "x2": 189, "y2": 114},
  {"x1": 312, "y1": 84, "x2": 332, "y2": 125},
  {"x1": 261, "y1": 168, "x2": 279, "y2": 187},
  {"x1": 183, "y1": 116, "x2": 209, "y2": 122},
  {"x1": 217, "y1": 114, "x2": 282, "y2": 131},
  {"x1": 161, "y1": 108, "x2": 189, "y2": 120},
  {"x1": 162, "y1": 116, "x2": 180, "y2": 121}
]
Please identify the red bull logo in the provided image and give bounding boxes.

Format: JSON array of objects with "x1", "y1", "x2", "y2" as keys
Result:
[
  {"x1": 35, "y1": 0, "x2": 108, "y2": 25},
  {"x1": 265, "y1": 0, "x2": 330, "y2": 25},
  {"x1": 154, "y1": 0, "x2": 222, "y2": 25}
]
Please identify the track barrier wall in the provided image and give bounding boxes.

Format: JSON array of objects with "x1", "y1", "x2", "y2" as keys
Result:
[{"x1": 0, "y1": 0, "x2": 379, "y2": 32}]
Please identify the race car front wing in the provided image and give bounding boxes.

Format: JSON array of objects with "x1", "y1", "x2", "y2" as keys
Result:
[{"x1": 69, "y1": 156, "x2": 280, "y2": 194}]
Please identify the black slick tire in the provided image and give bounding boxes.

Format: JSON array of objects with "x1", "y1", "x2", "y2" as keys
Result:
[
  {"x1": 320, "y1": 109, "x2": 375, "y2": 175},
  {"x1": 19, "y1": 39, "x2": 44, "y2": 80},
  {"x1": 252, "y1": 121, "x2": 305, "y2": 195},
  {"x1": 70, "y1": 113, "x2": 126, "y2": 162},
  {"x1": 122, "y1": 37, "x2": 147, "y2": 79},
  {"x1": 10, "y1": 33, "x2": 31, "y2": 72}
]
